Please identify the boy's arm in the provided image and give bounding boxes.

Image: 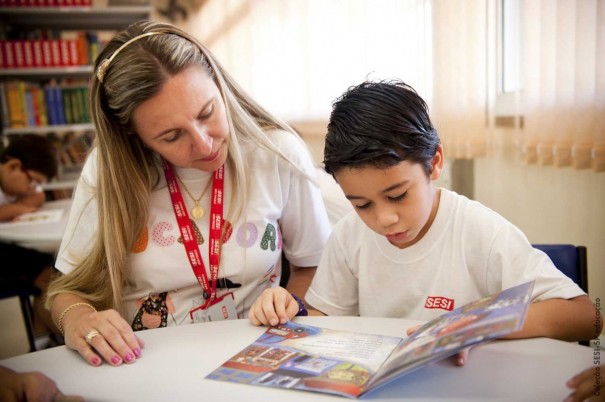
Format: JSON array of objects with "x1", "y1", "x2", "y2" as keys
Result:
[
  {"x1": 0, "y1": 203, "x2": 38, "y2": 221},
  {"x1": 505, "y1": 295, "x2": 602, "y2": 342},
  {"x1": 16, "y1": 189, "x2": 45, "y2": 208}
]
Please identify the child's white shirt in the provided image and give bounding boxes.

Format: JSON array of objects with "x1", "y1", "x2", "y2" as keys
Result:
[{"x1": 306, "y1": 188, "x2": 585, "y2": 320}]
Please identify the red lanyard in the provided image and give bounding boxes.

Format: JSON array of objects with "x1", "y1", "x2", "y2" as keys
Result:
[{"x1": 162, "y1": 159, "x2": 224, "y2": 302}]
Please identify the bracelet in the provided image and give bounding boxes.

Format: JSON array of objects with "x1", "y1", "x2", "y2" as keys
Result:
[
  {"x1": 291, "y1": 293, "x2": 308, "y2": 317},
  {"x1": 57, "y1": 302, "x2": 97, "y2": 335}
]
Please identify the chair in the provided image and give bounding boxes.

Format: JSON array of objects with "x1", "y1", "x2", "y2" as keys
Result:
[
  {"x1": 0, "y1": 280, "x2": 41, "y2": 353},
  {"x1": 533, "y1": 244, "x2": 588, "y2": 293},
  {"x1": 280, "y1": 252, "x2": 291, "y2": 288}
]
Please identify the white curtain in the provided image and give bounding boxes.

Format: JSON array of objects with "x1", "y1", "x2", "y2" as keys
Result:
[
  {"x1": 431, "y1": 0, "x2": 492, "y2": 159},
  {"x1": 183, "y1": 0, "x2": 431, "y2": 122},
  {"x1": 180, "y1": 0, "x2": 605, "y2": 171},
  {"x1": 519, "y1": 0, "x2": 605, "y2": 171}
]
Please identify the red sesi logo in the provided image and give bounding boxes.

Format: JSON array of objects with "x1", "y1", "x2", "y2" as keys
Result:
[
  {"x1": 222, "y1": 305, "x2": 229, "y2": 319},
  {"x1": 424, "y1": 296, "x2": 455, "y2": 311}
]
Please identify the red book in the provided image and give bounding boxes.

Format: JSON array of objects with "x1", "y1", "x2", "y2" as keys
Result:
[
  {"x1": 23, "y1": 40, "x2": 35, "y2": 68},
  {"x1": 41, "y1": 40, "x2": 53, "y2": 67},
  {"x1": 67, "y1": 40, "x2": 78, "y2": 66},
  {"x1": 13, "y1": 41, "x2": 25, "y2": 68},
  {"x1": 50, "y1": 39, "x2": 61, "y2": 67},
  {"x1": 32, "y1": 40, "x2": 44, "y2": 67},
  {"x1": 3, "y1": 42, "x2": 16, "y2": 68},
  {"x1": 0, "y1": 41, "x2": 5, "y2": 69},
  {"x1": 59, "y1": 39, "x2": 70, "y2": 66}
]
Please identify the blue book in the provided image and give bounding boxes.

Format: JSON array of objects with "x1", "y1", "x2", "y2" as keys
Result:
[
  {"x1": 44, "y1": 85, "x2": 57, "y2": 126},
  {"x1": 24, "y1": 84, "x2": 35, "y2": 127}
]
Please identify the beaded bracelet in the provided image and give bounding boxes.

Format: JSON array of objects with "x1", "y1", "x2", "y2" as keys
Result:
[
  {"x1": 291, "y1": 293, "x2": 308, "y2": 317},
  {"x1": 57, "y1": 302, "x2": 97, "y2": 335}
]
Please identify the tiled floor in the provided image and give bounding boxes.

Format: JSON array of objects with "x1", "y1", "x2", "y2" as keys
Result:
[{"x1": 0, "y1": 297, "x2": 34, "y2": 360}]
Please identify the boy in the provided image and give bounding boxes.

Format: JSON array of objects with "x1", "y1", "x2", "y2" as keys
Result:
[
  {"x1": 0, "y1": 134, "x2": 61, "y2": 347},
  {"x1": 250, "y1": 80, "x2": 601, "y2": 350}
]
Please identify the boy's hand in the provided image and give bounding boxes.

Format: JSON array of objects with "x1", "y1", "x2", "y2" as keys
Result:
[
  {"x1": 405, "y1": 324, "x2": 471, "y2": 367},
  {"x1": 565, "y1": 364, "x2": 604, "y2": 402},
  {"x1": 249, "y1": 287, "x2": 300, "y2": 326}
]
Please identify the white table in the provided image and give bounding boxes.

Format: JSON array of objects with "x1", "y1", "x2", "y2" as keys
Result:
[
  {"x1": 0, "y1": 199, "x2": 71, "y2": 252},
  {"x1": 0, "y1": 316, "x2": 592, "y2": 401}
]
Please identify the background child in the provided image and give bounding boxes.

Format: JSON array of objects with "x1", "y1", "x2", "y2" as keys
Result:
[
  {"x1": 250, "y1": 80, "x2": 602, "y2": 354},
  {"x1": 0, "y1": 134, "x2": 57, "y2": 221},
  {"x1": 0, "y1": 134, "x2": 61, "y2": 348}
]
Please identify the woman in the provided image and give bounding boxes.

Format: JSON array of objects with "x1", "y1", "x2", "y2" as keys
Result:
[{"x1": 46, "y1": 20, "x2": 331, "y2": 367}]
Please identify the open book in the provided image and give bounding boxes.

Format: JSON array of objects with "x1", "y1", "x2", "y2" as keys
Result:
[
  {"x1": 206, "y1": 281, "x2": 534, "y2": 398},
  {"x1": 0, "y1": 208, "x2": 64, "y2": 226}
]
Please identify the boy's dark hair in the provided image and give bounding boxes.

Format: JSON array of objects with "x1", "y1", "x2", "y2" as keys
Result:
[
  {"x1": 0, "y1": 134, "x2": 58, "y2": 179},
  {"x1": 323, "y1": 79, "x2": 440, "y2": 176}
]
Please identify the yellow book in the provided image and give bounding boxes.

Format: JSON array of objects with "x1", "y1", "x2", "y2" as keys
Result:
[{"x1": 6, "y1": 80, "x2": 27, "y2": 128}]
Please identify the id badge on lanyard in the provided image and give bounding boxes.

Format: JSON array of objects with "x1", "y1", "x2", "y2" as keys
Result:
[
  {"x1": 190, "y1": 292, "x2": 237, "y2": 323},
  {"x1": 164, "y1": 161, "x2": 236, "y2": 323}
]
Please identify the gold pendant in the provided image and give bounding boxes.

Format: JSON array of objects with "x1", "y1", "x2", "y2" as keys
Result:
[{"x1": 191, "y1": 205, "x2": 205, "y2": 220}]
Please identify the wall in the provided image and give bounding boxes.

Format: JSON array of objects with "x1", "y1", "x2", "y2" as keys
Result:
[{"x1": 474, "y1": 140, "x2": 605, "y2": 315}]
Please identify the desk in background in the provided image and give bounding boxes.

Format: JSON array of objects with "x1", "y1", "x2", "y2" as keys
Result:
[
  {"x1": 0, "y1": 199, "x2": 71, "y2": 253},
  {"x1": 0, "y1": 316, "x2": 592, "y2": 401}
]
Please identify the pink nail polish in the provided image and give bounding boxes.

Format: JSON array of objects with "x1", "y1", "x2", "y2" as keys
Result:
[
  {"x1": 91, "y1": 357, "x2": 101, "y2": 366},
  {"x1": 124, "y1": 353, "x2": 133, "y2": 362},
  {"x1": 133, "y1": 348, "x2": 141, "y2": 357},
  {"x1": 111, "y1": 355, "x2": 122, "y2": 364}
]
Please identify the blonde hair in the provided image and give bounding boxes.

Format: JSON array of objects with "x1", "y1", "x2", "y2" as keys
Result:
[{"x1": 46, "y1": 20, "x2": 311, "y2": 311}]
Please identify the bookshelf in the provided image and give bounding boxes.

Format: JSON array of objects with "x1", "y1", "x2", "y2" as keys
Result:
[{"x1": 0, "y1": 5, "x2": 151, "y2": 195}]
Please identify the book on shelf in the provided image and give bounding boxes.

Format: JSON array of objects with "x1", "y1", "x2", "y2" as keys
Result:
[
  {"x1": 0, "y1": 78, "x2": 92, "y2": 129},
  {"x1": 0, "y1": 29, "x2": 118, "y2": 69},
  {"x1": 207, "y1": 281, "x2": 535, "y2": 399}
]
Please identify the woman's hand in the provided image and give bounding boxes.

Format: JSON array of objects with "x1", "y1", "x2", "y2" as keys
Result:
[
  {"x1": 63, "y1": 306, "x2": 144, "y2": 367},
  {"x1": 249, "y1": 287, "x2": 301, "y2": 326}
]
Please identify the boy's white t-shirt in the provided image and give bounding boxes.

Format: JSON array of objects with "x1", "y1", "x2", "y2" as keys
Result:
[
  {"x1": 306, "y1": 188, "x2": 585, "y2": 321},
  {"x1": 55, "y1": 130, "x2": 331, "y2": 329}
]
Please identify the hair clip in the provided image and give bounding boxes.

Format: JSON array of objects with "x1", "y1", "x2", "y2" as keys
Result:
[{"x1": 96, "y1": 31, "x2": 165, "y2": 83}]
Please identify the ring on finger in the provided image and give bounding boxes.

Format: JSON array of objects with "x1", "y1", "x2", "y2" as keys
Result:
[{"x1": 85, "y1": 329, "x2": 101, "y2": 344}]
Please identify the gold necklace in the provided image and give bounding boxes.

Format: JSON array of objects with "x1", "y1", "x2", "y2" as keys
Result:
[{"x1": 175, "y1": 174, "x2": 212, "y2": 219}]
